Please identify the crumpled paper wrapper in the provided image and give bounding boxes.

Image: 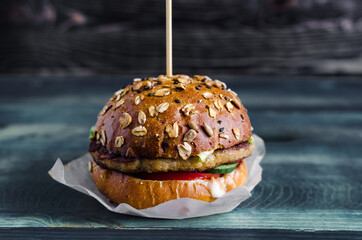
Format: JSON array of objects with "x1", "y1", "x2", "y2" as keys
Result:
[{"x1": 49, "y1": 134, "x2": 265, "y2": 219}]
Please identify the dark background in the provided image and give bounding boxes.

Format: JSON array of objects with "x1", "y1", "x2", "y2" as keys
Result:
[{"x1": 1, "y1": 0, "x2": 362, "y2": 76}]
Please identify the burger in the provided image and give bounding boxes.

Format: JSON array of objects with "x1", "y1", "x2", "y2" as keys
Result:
[{"x1": 88, "y1": 74, "x2": 254, "y2": 209}]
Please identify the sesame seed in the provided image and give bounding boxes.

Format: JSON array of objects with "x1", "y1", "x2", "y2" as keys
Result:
[
  {"x1": 206, "y1": 86, "x2": 211, "y2": 89},
  {"x1": 137, "y1": 90, "x2": 142, "y2": 93},
  {"x1": 219, "y1": 127, "x2": 224, "y2": 132},
  {"x1": 241, "y1": 114, "x2": 244, "y2": 119},
  {"x1": 162, "y1": 142, "x2": 170, "y2": 148},
  {"x1": 217, "y1": 120, "x2": 222, "y2": 124},
  {"x1": 148, "y1": 93, "x2": 153, "y2": 96},
  {"x1": 175, "y1": 99, "x2": 181, "y2": 103},
  {"x1": 198, "y1": 84, "x2": 203, "y2": 88},
  {"x1": 156, "y1": 81, "x2": 162, "y2": 85},
  {"x1": 224, "y1": 96, "x2": 228, "y2": 100},
  {"x1": 201, "y1": 78, "x2": 206, "y2": 82},
  {"x1": 195, "y1": 86, "x2": 201, "y2": 90}
]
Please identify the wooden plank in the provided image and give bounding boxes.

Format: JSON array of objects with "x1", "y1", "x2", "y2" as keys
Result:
[
  {"x1": 2, "y1": 1, "x2": 362, "y2": 76},
  {"x1": 2, "y1": 27, "x2": 362, "y2": 75},
  {"x1": 1, "y1": 228, "x2": 361, "y2": 240}
]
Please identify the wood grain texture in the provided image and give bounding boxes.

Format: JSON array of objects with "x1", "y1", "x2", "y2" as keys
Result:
[
  {"x1": 1, "y1": 228, "x2": 362, "y2": 240},
  {"x1": 0, "y1": 76, "x2": 361, "y2": 238},
  {"x1": 2, "y1": 0, "x2": 362, "y2": 75},
  {"x1": 2, "y1": 28, "x2": 362, "y2": 75}
]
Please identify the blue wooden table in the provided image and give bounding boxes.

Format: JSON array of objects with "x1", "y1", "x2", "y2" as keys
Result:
[{"x1": 0, "y1": 76, "x2": 361, "y2": 239}]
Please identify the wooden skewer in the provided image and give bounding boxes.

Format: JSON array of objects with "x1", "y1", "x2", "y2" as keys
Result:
[{"x1": 166, "y1": 0, "x2": 173, "y2": 77}]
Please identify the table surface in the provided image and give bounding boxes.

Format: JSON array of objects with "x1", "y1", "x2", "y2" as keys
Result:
[{"x1": 0, "y1": 76, "x2": 361, "y2": 239}]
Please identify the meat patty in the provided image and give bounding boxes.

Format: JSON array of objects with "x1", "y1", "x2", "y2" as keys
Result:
[{"x1": 89, "y1": 141, "x2": 254, "y2": 173}]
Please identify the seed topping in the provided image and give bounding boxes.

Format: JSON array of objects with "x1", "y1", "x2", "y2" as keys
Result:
[
  {"x1": 156, "y1": 102, "x2": 170, "y2": 113},
  {"x1": 132, "y1": 82, "x2": 143, "y2": 91},
  {"x1": 138, "y1": 111, "x2": 146, "y2": 124},
  {"x1": 214, "y1": 80, "x2": 227, "y2": 89},
  {"x1": 115, "y1": 94, "x2": 122, "y2": 102},
  {"x1": 154, "y1": 88, "x2": 171, "y2": 97},
  {"x1": 188, "y1": 121, "x2": 199, "y2": 132},
  {"x1": 115, "y1": 88, "x2": 129, "y2": 98},
  {"x1": 177, "y1": 142, "x2": 192, "y2": 160},
  {"x1": 208, "y1": 106, "x2": 217, "y2": 118},
  {"x1": 100, "y1": 105, "x2": 112, "y2": 116},
  {"x1": 134, "y1": 95, "x2": 143, "y2": 105},
  {"x1": 204, "y1": 79, "x2": 213, "y2": 87},
  {"x1": 165, "y1": 122, "x2": 179, "y2": 138},
  {"x1": 213, "y1": 99, "x2": 223, "y2": 111},
  {"x1": 119, "y1": 113, "x2": 132, "y2": 128},
  {"x1": 115, "y1": 136, "x2": 124, "y2": 147},
  {"x1": 202, "y1": 123, "x2": 214, "y2": 137},
  {"x1": 100, "y1": 130, "x2": 106, "y2": 146},
  {"x1": 232, "y1": 128, "x2": 241, "y2": 140},
  {"x1": 132, "y1": 126, "x2": 147, "y2": 136},
  {"x1": 181, "y1": 104, "x2": 195, "y2": 116},
  {"x1": 148, "y1": 106, "x2": 158, "y2": 117},
  {"x1": 144, "y1": 81, "x2": 153, "y2": 90},
  {"x1": 219, "y1": 133, "x2": 229, "y2": 139},
  {"x1": 159, "y1": 75, "x2": 170, "y2": 81},
  {"x1": 230, "y1": 99, "x2": 242, "y2": 109},
  {"x1": 225, "y1": 102, "x2": 234, "y2": 112},
  {"x1": 202, "y1": 92, "x2": 214, "y2": 99},
  {"x1": 96, "y1": 131, "x2": 100, "y2": 140},
  {"x1": 227, "y1": 89, "x2": 238, "y2": 96},
  {"x1": 114, "y1": 99, "x2": 125, "y2": 109},
  {"x1": 175, "y1": 83, "x2": 186, "y2": 91},
  {"x1": 183, "y1": 129, "x2": 197, "y2": 142}
]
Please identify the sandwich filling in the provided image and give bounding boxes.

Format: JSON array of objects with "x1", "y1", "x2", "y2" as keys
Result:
[{"x1": 89, "y1": 140, "x2": 254, "y2": 173}]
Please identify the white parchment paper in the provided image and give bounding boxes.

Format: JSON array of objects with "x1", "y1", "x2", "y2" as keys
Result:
[{"x1": 48, "y1": 134, "x2": 265, "y2": 219}]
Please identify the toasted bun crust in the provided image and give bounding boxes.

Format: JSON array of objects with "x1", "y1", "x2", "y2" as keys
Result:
[
  {"x1": 93, "y1": 75, "x2": 252, "y2": 159},
  {"x1": 91, "y1": 160, "x2": 248, "y2": 209}
]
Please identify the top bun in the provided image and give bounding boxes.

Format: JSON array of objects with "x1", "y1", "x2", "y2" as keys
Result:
[{"x1": 93, "y1": 75, "x2": 252, "y2": 159}]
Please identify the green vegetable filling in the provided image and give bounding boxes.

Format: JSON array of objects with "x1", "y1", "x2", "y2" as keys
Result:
[
  {"x1": 206, "y1": 162, "x2": 238, "y2": 174},
  {"x1": 89, "y1": 126, "x2": 95, "y2": 140}
]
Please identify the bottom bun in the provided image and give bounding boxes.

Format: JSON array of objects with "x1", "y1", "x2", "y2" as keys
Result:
[{"x1": 90, "y1": 160, "x2": 248, "y2": 209}]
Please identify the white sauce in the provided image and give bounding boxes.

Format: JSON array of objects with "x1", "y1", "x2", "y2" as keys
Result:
[
  {"x1": 192, "y1": 178, "x2": 227, "y2": 198},
  {"x1": 184, "y1": 165, "x2": 239, "y2": 199},
  {"x1": 208, "y1": 179, "x2": 226, "y2": 198}
]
